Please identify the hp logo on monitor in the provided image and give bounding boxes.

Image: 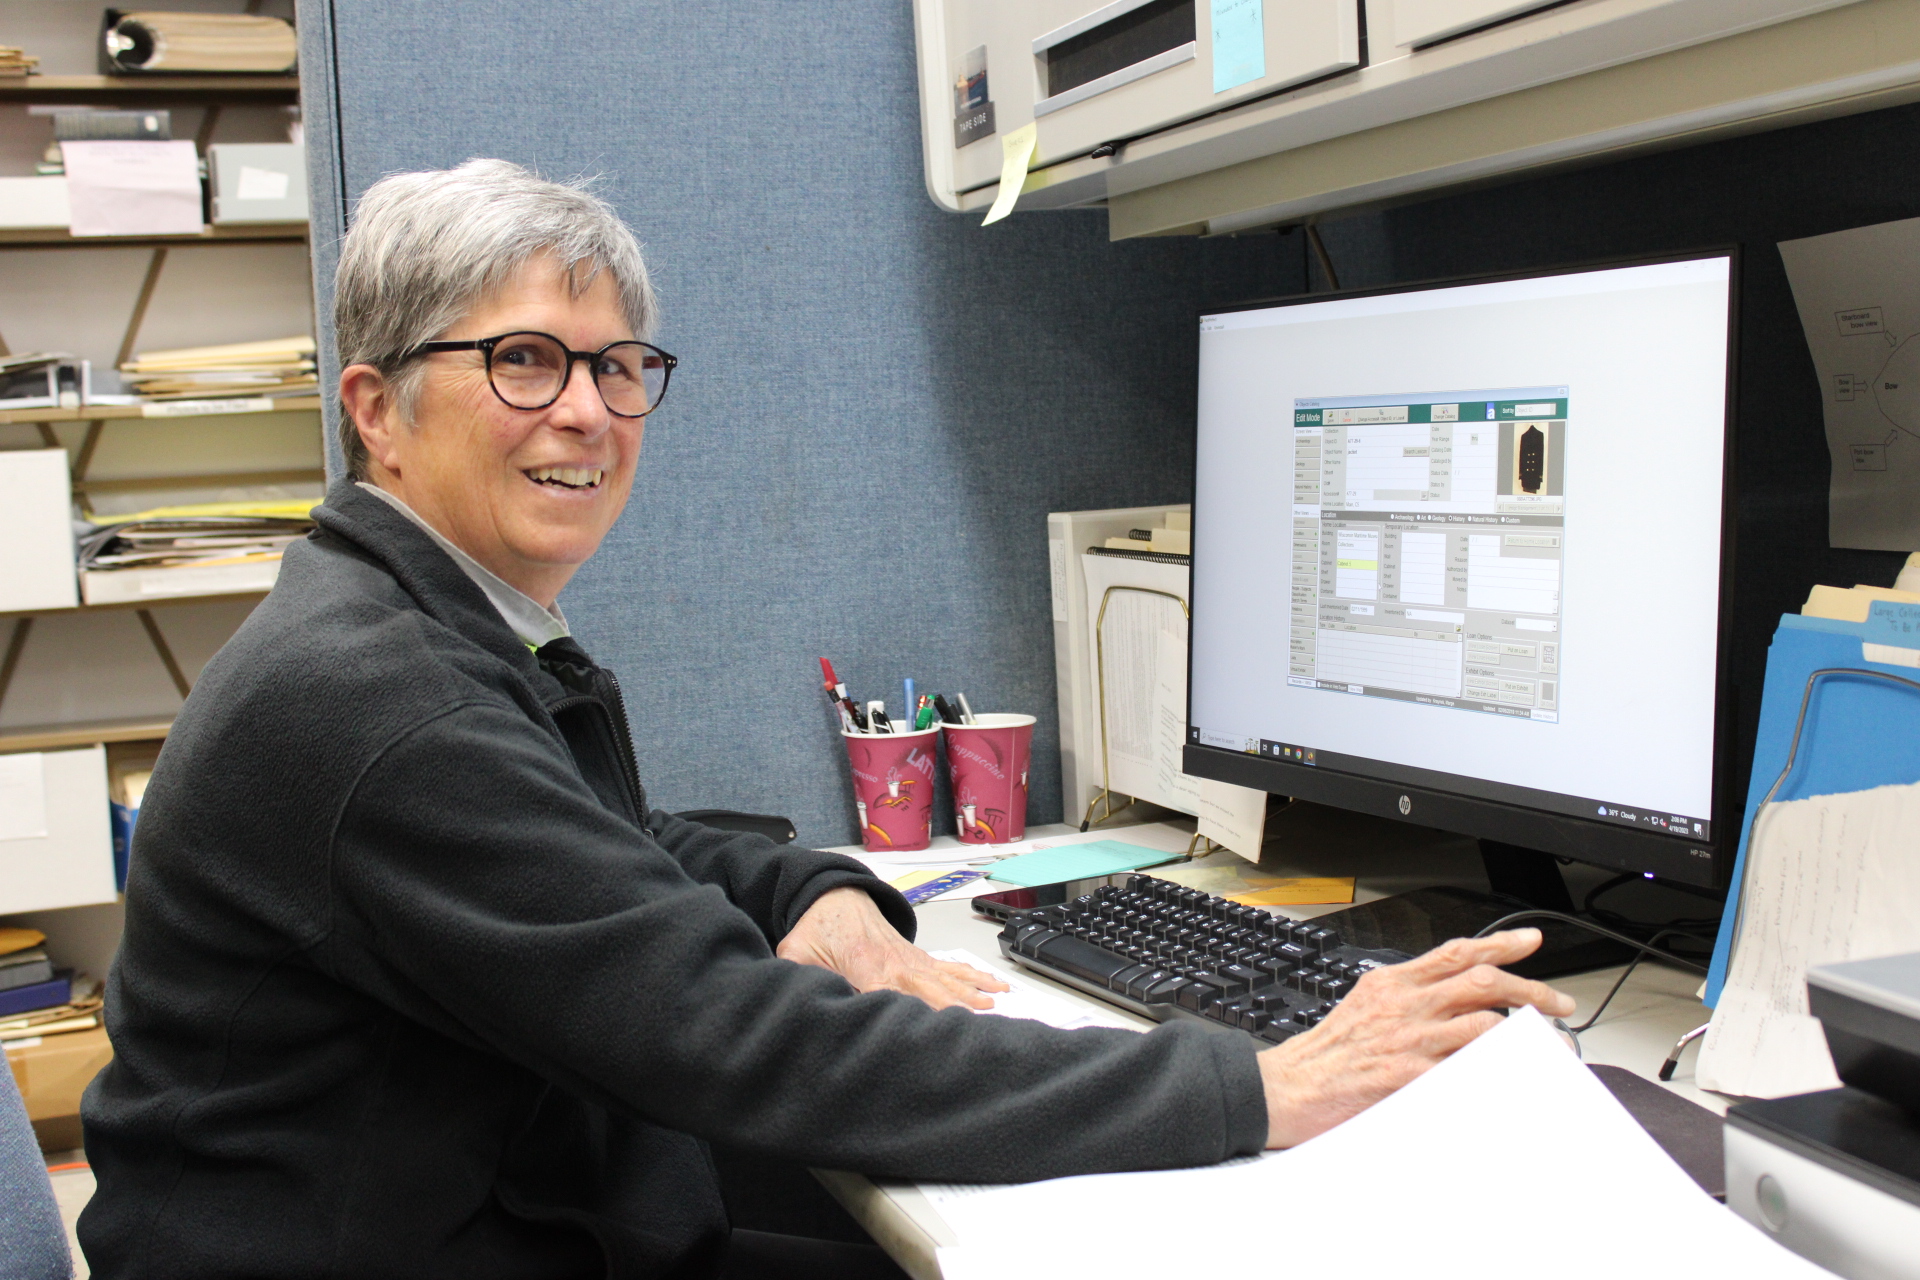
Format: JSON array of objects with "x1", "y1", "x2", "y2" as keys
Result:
[{"x1": 1398, "y1": 795, "x2": 1412, "y2": 815}]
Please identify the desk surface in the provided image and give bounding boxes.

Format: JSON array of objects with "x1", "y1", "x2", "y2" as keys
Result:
[{"x1": 817, "y1": 818, "x2": 1722, "y2": 1280}]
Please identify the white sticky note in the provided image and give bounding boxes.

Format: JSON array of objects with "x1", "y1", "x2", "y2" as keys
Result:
[
  {"x1": 1212, "y1": 0, "x2": 1266, "y2": 94},
  {"x1": 61, "y1": 140, "x2": 203, "y2": 237},
  {"x1": 235, "y1": 165, "x2": 291, "y2": 201},
  {"x1": 981, "y1": 122, "x2": 1037, "y2": 227},
  {"x1": 0, "y1": 754, "x2": 49, "y2": 842}
]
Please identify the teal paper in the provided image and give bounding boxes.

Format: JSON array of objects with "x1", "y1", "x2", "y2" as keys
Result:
[
  {"x1": 985, "y1": 840, "x2": 1181, "y2": 887},
  {"x1": 1211, "y1": 0, "x2": 1266, "y2": 94}
]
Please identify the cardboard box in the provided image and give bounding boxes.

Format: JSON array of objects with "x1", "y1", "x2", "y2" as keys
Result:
[
  {"x1": 7, "y1": 1027, "x2": 111, "y2": 1152},
  {"x1": 0, "y1": 449, "x2": 80, "y2": 613},
  {"x1": 0, "y1": 746, "x2": 118, "y2": 914}
]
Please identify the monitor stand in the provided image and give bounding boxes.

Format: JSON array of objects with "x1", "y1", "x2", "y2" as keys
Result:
[{"x1": 1301, "y1": 840, "x2": 1638, "y2": 979}]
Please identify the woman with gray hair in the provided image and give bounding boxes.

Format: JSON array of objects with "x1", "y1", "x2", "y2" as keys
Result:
[{"x1": 78, "y1": 159, "x2": 1570, "y2": 1280}]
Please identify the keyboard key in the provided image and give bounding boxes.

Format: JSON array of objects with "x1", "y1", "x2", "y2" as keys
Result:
[
  {"x1": 1309, "y1": 927, "x2": 1340, "y2": 955},
  {"x1": 1189, "y1": 972, "x2": 1238, "y2": 1004},
  {"x1": 1126, "y1": 968, "x2": 1170, "y2": 1000},
  {"x1": 1142, "y1": 977, "x2": 1189, "y2": 1004},
  {"x1": 1030, "y1": 934, "x2": 1136, "y2": 985},
  {"x1": 1109, "y1": 963, "x2": 1150, "y2": 993},
  {"x1": 1219, "y1": 964, "x2": 1261, "y2": 995},
  {"x1": 1012, "y1": 928, "x2": 1062, "y2": 959}
]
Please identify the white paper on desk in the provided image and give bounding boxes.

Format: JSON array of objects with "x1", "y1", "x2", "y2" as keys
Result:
[
  {"x1": 1779, "y1": 217, "x2": 1920, "y2": 551},
  {"x1": 0, "y1": 752, "x2": 48, "y2": 841},
  {"x1": 1698, "y1": 777, "x2": 1920, "y2": 1099},
  {"x1": 923, "y1": 949, "x2": 1137, "y2": 1033},
  {"x1": 931, "y1": 1008, "x2": 1829, "y2": 1280},
  {"x1": 61, "y1": 140, "x2": 202, "y2": 237}
]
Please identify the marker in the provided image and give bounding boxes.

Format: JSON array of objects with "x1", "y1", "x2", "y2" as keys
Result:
[
  {"x1": 933, "y1": 694, "x2": 961, "y2": 725},
  {"x1": 955, "y1": 692, "x2": 977, "y2": 725},
  {"x1": 820, "y1": 657, "x2": 867, "y2": 730},
  {"x1": 914, "y1": 695, "x2": 935, "y2": 731}
]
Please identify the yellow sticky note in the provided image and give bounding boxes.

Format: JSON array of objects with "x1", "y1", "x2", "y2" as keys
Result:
[
  {"x1": 1230, "y1": 877, "x2": 1357, "y2": 907},
  {"x1": 982, "y1": 122, "x2": 1038, "y2": 226}
]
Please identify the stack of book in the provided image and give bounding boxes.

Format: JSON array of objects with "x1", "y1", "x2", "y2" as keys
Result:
[
  {"x1": 78, "y1": 498, "x2": 317, "y2": 604},
  {"x1": 0, "y1": 928, "x2": 76, "y2": 1024},
  {"x1": 0, "y1": 46, "x2": 38, "y2": 78},
  {"x1": 118, "y1": 336, "x2": 318, "y2": 403}
]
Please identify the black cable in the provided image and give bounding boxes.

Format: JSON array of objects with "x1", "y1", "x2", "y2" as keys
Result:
[
  {"x1": 1469, "y1": 910, "x2": 1711, "y2": 977},
  {"x1": 1564, "y1": 928, "x2": 1702, "y2": 1032}
]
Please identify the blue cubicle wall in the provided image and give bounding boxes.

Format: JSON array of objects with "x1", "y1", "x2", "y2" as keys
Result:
[{"x1": 296, "y1": 0, "x2": 1303, "y2": 845}]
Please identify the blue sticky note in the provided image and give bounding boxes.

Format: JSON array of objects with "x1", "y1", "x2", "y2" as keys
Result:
[
  {"x1": 1864, "y1": 599, "x2": 1920, "y2": 647},
  {"x1": 1212, "y1": 0, "x2": 1266, "y2": 94},
  {"x1": 985, "y1": 840, "x2": 1182, "y2": 888}
]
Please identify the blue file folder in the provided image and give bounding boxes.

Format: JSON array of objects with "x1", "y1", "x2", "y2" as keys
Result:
[{"x1": 1704, "y1": 611, "x2": 1920, "y2": 1004}]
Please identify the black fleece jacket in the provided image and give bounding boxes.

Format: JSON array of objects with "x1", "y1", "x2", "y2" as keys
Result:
[{"x1": 78, "y1": 481, "x2": 1267, "y2": 1279}]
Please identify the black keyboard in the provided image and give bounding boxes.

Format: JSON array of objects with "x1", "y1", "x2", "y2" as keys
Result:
[{"x1": 993, "y1": 873, "x2": 1414, "y2": 1044}]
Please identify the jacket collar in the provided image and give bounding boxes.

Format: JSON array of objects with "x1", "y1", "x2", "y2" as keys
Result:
[{"x1": 310, "y1": 479, "x2": 547, "y2": 681}]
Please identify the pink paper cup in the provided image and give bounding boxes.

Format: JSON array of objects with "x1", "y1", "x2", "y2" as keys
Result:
[
  {"x1": 941, "y1": 713, "x2": 1035, "y2": 845},
  {"x1": 842, "y1": 725, "x2": 940, "y2": 853}
]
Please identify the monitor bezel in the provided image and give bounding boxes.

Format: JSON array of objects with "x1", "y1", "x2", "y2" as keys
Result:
[{"x1": 1181, "y1": 246, "x2": 1741, "y2": 889}]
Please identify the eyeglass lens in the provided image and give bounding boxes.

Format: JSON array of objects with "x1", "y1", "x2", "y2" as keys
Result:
[{"x1": 488, "y1": 333, "x2": 668, "y2": 416}]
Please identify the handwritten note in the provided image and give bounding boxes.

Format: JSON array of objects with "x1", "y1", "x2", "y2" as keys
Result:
[
  {"x1": 981, "y1": 122, "x2": 1037, "y2": 226},
  {"x1": 1699, "y1": 776, "x2": 1920, "y2": 1098},
  {"x1": 1211, "y1": 0, "x2": 1266, "y2": 94}
]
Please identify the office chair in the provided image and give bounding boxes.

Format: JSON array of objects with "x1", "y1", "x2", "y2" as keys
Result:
[{"x1": 0, "y1": 1060, "x2": 69, "y2": 1280}]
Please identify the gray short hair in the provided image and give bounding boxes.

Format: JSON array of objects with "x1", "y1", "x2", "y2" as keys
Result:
[{"x1": 332, "y1": 158, "x2": 658, "y2": 480}]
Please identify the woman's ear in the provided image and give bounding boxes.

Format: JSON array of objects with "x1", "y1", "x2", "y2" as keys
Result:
[{"x1": 339, "y1": 364, "x2": 402, "y2": 474}]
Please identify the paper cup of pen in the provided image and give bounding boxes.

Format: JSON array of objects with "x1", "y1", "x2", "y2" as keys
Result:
[
  {"x1": 941, "y1": 713, "x2": 1035, "y2": 845},
  {"x1": 843, "y1": 725, "x2": 940, "y2": 853}
]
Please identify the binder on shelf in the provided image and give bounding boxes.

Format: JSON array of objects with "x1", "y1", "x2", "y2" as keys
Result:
[{"x1": 102, "y1": 10, "x2": 297, "y2": 75}]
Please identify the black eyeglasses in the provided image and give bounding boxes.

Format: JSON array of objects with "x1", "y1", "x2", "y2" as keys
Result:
[{"x1": 406, "y1": 331, "x2": 677, "y2": 418}]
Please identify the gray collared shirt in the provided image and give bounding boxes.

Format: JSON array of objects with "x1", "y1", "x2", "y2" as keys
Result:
[{"x1": 356, "y1": 481, "x2": 570, "y2": 648}]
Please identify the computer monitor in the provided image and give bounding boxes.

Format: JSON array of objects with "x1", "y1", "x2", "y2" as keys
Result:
[{"x1": 1184, "y1": 251, "x2": 1736, "y2": 888}]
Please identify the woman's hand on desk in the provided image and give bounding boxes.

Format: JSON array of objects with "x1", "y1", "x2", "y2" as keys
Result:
[
  {"x1": 1257, "y1": 928, "x2": 1575, "y2": 1149},
  {"x1": 777, "y1": 886, "x2": 1011, "y2": 1011}
]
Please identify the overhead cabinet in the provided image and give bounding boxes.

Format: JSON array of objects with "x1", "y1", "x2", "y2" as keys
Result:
[
  {"x1": 942, "y1": 0, "x2": 1359, "y2": 190},
  {"x1": 915, "y1": 0, "x2": 1904, "y2": 237}
]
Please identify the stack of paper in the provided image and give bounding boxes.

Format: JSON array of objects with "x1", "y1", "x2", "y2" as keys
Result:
[
  {"x1": 78, "y1": 499, "x2": 316, "y2": 604},
  {"x1": 119, "y1": 336, "x2": 317, "y2": 402},
  {"x1": 926, "y1": 1008, "x2": 1830, "y2": 1280},
  {"x1": 0, "y1": 46, "x2": 39, "y2": 78}
]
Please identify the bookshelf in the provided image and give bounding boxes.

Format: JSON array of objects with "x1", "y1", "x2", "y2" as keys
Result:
[
  {"x1": 0, "y1": 223, "x2": 306, "y2": 248},
  {"x1": 0, "y1": 24, "x2": 317, "y2": 830},
  {"x1": 0, "y1": 75, "x2": 300, "y2": 105}
]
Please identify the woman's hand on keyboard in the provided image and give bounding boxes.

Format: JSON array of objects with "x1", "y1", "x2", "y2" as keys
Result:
[
  {"x1": 1256, "y1": 928, "x2": 1575, "y2": 1148},
  {"x1": 777, "y1": 886, "x2": 1012, "y2": 1011}
]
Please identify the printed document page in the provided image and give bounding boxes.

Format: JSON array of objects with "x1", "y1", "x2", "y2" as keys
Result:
[
  {"x1": 1699, "y1": 776, "x2": 1920, "y2": 1098},
  {"x1": 1779, "y1": 217, "x2": 1920, "y2": 551},
  {"x1": 928, "y1": 1009, "x2": 1828, "y2": 1280}
]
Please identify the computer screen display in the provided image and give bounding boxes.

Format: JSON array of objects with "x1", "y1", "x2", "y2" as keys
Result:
[{"x1": 1186, "y1": 253, "x2": 1734, "y2": 876}]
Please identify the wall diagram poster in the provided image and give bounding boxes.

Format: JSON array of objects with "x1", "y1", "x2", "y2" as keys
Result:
[{"x1": 1780, "y1": 217, "x2": 1920, "y2": 551}]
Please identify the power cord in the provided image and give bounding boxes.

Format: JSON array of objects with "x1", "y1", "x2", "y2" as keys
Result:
[{"x1": 1471, "y1": 910, "x2": 1714, "y2": 1038}]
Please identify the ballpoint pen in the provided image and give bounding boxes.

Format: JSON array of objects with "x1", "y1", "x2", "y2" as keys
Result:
[
  {"x1": 867, "y1": 700, "x2": 893, "y2": 733},
  {"x1": 955, "y1": 692, "x2": 977, "y2": 725},
  {"x1": 903, "y1": 678, "x2": 915, "y2": 725},
  {"x1": 933, "y1": 694, "x2": 961, "y2": 725}
]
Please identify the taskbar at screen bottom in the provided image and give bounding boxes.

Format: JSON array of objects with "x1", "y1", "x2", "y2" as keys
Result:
[{"x1": 1188, "y1": 728, "x2": 1712, "y2": 845}]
